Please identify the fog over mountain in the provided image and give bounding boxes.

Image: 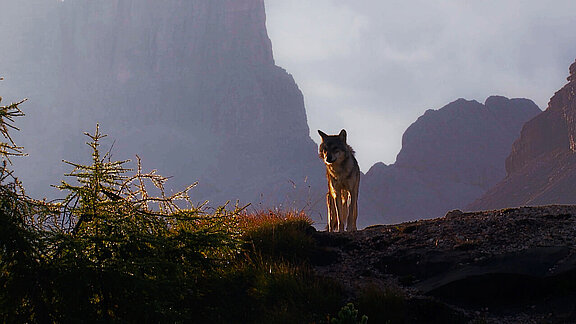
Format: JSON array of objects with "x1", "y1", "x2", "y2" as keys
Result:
[{"x1": 0, "y1": 0, "x2": 324, "y2": 217}]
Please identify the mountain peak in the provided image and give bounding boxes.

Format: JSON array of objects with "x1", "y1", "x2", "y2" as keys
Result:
[
  {"x1": 361, "y1": 95, "x2": 540, "y2": 224},
  {"x1": 4, "y1": 0, "x2": 324, "y2": 212},
  {"x1": 569, "y1": 59, "x2": 576, "y2": 82},
  {"x1": 470, "y1": 58, "x2": 576, "y2": 210},
  {"x1": 484, "y1": 95, "x2": 509, "y2": 106}
]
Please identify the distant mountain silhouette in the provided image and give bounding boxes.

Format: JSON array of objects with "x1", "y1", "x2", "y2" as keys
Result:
[
  {"x1": 5, "y1": 0, "x2": 567, "y2": 229},
  {"x1": 360, "y1": 96, "x2": 541, "y2": 226},
  {"x1": 2, "y1": 0, "x2": 325, "y2": 212},
  {"x1": 469, "y1": 59, "x2": 576, "y2": 210}
]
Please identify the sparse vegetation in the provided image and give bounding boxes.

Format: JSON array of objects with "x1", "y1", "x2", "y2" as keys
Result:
[
  {"x1": 0, "y1": 96, "x2": 362, "y2": 323},
  {"x1": 1, "y1": 120, "x2": 245, "y2": 322},
  {"x1": 215, "y1": 209, "x2": 344, "y2": 323}
]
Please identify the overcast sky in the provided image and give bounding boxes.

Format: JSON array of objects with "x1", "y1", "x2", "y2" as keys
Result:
[{"x1": 264, "y1": 0, "x2": 576, "y2": 171}]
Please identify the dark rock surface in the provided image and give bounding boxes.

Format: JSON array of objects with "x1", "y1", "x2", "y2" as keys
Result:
[
  {"x1": 470, "y1": 59, "x2": 576, "y2": 210},
  {"x1": 312, "y1": 205, "x2": 576, "y2": 323},
  {"x1": 361, "y1": 96, "x2": 540, "y2": 226}
]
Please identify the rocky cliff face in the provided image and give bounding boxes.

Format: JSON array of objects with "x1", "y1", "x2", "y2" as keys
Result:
[
  {"x1": 469, "y1": 59, "x2": 576, "y2": 210},
  {"x1": 360, "y1": 96, "x2": 540, "y2": 225},
  {"x1": 2, "y1": 0, "x2": 324, "y2": 212}
]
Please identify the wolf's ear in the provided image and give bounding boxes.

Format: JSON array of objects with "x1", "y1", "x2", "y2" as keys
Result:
[
  {"x1": 338, "y1": 129, "x2": 347, "y2": 142},
  {"x1": 318, "y1": 130, "x2": 328, "y2": 141}
]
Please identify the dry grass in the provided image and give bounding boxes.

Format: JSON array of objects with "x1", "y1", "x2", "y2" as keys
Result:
[
  {"x1": 194, "y1": 209, "x2": 343, "y2": 323},
  {"x1": 238, "y1": 209, "x2": 316, "y2": 265},
  {"x1": 238, "y1": 209, "x2": 314, "y2": 232}
]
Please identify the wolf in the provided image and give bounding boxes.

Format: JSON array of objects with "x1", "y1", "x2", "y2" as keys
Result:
[{"x1": 318, "y1": 129, "x2": 360, "y2": 232}]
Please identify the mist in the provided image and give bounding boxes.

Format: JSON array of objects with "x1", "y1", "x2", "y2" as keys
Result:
[{"x1": 0, "y1": 0, "x2": 324, "y2": 218}]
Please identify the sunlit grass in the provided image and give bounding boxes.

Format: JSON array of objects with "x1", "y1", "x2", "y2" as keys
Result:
[
  {"x1": 239, "y1": 209, "x2": 316, "y2": 264},
  {"x1": 0, "y1": 96, "x2": 367, "y2": 322},
  {"x1": 190, "y1": 209, "x2": 344, "y2": 323},
  {"x1": 238, "y1": 209, "x2": 314, "y2": 232}
]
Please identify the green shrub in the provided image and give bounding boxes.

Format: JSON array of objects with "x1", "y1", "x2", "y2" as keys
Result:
[{"x1": 331, "y1": 303, "x2": 368, "y2": 324}]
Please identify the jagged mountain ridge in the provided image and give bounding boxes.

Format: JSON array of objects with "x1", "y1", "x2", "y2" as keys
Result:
[
  {"x1": 360, "y1": 96, "x2": 541, "y2": 225},
  {"x1": 3, "y1": 0, "x2": 566, "y2": 228},
  {"x1": 1, "y1": 0, "x2": 325, "y2": 211},
  {"x1": 469, "y1": 59, "x2": 576, "y2": 210}
]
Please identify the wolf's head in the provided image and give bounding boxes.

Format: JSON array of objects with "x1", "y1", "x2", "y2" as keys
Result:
[{"x1": 318, "y1": 129, "x2": 349, "y2": 165}]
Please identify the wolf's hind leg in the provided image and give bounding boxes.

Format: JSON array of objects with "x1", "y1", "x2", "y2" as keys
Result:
[{"x1": 347, "y1": 190, "x2": 358, "y2": 231}]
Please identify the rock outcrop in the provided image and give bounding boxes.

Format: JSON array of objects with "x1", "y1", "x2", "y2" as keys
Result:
[
  {"x1": 2, "y1": 0, "x2": 325, "y2": 211},
  {"x1": 312, "y1": 205, "x2": 576, "y2": 323},
  {"x1": 360, "y1": 97, "x2": 540, "y2": 226},
  {"x1": 469, "y1": 59, "x2": 576, "y2": 210}
]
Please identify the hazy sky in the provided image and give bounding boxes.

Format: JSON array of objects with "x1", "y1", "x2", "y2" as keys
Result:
[{"x1": 265, "y1": 0, "x2": 576, "y2": 171}]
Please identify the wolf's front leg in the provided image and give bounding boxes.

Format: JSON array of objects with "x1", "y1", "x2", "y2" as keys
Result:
[
  {"x1": 336, "y1": 192, "x2": 347, "y2": 232},
  {"x1": 327, "y1": 193, "x2": 338, "y2": 232}
]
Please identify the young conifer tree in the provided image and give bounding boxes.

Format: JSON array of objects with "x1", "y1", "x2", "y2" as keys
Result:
[
  {"x1": 0, "y1": 84, "x2": 244, "y2": 321},
  {"x1": 0, "y1": 93, "x2": 53, "y2": 322},
  {"x1": 50, "y1": 125, "x2": 244, "y2": 321}
]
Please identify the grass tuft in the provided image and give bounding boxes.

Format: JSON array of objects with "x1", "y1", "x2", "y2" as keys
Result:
[
  {"x1": 240, "y1": 209, "x2": 316, "y2": 263},
  {"x1": 239, "y1": 209, "x2": 314, "y2": 231}
]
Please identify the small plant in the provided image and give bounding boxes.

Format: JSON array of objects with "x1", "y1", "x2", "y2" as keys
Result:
[
  {"x1": 331, "y1": 303, "x2": 368, "y2": 324},
  {"x1": 357, "y1": 284, "x2": 406, "y2": 324}
]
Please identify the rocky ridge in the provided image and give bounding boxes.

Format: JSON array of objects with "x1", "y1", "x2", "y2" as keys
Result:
[
  {"x1": 312, "y1": 205, "x2": 576, "y2": 323},
  {"x1": 469, "y1": 59, "x2": 576, "y2": 210},
  {"x1": 360, "y1": 96, "x2": 540, "y2": 226}
]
